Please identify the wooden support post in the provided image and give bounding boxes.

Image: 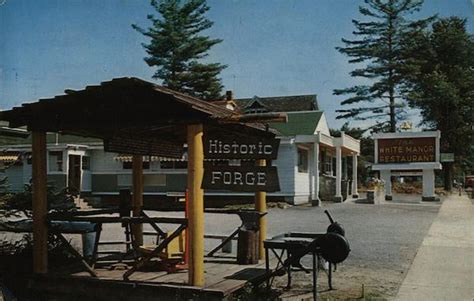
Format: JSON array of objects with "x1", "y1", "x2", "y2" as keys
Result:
[
  {"x1": 32, "y1": 131, "x2": 48, "y2": 274},
  {"x1": 132, "y1": 155, "x2": 144, "y2": 246},
  {"x1": 187, "y1": 124, "x2": 204, "y2": 286},
  {"x1": 255, "y1": 159, "x2": 267, "y2": 260}
]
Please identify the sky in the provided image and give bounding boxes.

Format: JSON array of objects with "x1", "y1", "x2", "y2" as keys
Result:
[{"x1": 1, "y1": 0, "x2": 473, "y2": 130}]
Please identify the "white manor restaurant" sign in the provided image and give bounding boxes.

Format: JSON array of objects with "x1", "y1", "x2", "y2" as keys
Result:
[{"x1": 372, "y1": 131, "x2": 441, "y2": 202}]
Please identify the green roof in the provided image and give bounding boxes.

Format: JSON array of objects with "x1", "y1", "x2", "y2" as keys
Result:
[{"x1": 270, "y1": 111, "x2": 323, "y2": 136}]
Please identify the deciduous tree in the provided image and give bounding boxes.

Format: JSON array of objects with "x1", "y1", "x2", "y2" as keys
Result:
[{"x1": 403, "y1": 17, "x2": 474, "y2": 189}]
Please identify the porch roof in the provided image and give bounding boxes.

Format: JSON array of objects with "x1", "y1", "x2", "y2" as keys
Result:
[
  {"x1": 0, "y1": 77, "x2": 276, "y2": 158},
  {"x1": 270, "y1": 111, "x2": 323, "y2": 136}
]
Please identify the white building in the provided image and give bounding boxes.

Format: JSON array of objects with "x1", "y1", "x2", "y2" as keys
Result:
[{"x1": 0, "y1": 95, "x2": 360, "y2": 206}]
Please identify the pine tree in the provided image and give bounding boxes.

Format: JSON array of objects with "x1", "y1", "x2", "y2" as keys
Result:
[
  {"x1": 334, "y1": 0, "x2": 434, "y2": 132},
  {"x1": 133, "y1": 0, "x2": 226, "y2": 100},
  {"x1": 404, "y1": 17, "x2": 474, "y2": 189}
]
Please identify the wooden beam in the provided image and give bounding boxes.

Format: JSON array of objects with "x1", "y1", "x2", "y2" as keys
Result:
[
  {"x1": 255, "y1": 159, "x2": 267, "y2": 260},
  {"x1": 32, "y1": 131, "x2": 48, "y2": 273},
  {"x1": 132, "y1": 155, "x2": 144, "y2": 246},
  {"x1": 47, "y1": 216, "x2": 187, "y2": 224},
  {"x1": 187, "y1": 124, "x2": 204, "y2": 286}
]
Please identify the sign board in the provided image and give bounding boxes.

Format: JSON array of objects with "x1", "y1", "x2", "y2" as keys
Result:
[
  {"x1": 440, "y1": 153, "x2": 454, "y2": 162},
  {"x1": 203, "y1": 135, "x2": 280, "y2": 160},
  {"x1": 377, "y1": 137, "x2": 436, "y2": 164},
  {"x1": 202, "y1": 165, "x2": 280, "y2": 192},
  {"x1": 372, "y1": 131, "x2": 441, "y2": 202}
]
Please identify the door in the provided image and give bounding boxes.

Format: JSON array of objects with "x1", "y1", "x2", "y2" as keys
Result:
[
  {"x1": 68, "y1": 155, "x2": 81, "y2": 192},
  {"x1": 81, "y1": 155, "x2": 92, "y2": 192}
]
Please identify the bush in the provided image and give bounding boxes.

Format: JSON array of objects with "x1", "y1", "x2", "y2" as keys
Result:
[
  {"x1": 0, "y1": 233, "x2": 76, "y2": 300},
  {"x1": 0, "y1": 182, "x2": 77, "y2": 218},
  {"x1": 0, "y1": 183, "x2": 79, "y2": 298},
  {"x1": 392, "y1": 182, "x2": 423, "y2": 194}
]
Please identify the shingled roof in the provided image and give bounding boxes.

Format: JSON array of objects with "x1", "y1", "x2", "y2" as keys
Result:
[
  {"x1": 234, "y1": 94, "x2": 318, "y2": 113},
  {"x1": 0, "y1": 77, "x2": 276, "y2": 158}
]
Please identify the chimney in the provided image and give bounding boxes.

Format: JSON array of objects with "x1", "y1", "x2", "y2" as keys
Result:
[{"x1": 225, "y1": 90, "x2": 233, "y2": 101}]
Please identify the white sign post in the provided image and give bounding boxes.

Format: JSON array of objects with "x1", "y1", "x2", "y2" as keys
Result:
[{"x1": 372, "y1": 131, "x2": 442, "y2": 202}]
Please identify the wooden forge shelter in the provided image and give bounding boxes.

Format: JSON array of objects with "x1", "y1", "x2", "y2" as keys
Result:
[{"x1": 0, "y1": 77, "x2": 281, "y2": 290}]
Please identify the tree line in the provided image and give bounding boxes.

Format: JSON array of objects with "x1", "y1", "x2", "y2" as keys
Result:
[
  {"x1": 334, "y1": 0, "x2": 473, "y2": 188},
  {"x1": 133, "y1": 0, "x2": 473, "y2": 186}
]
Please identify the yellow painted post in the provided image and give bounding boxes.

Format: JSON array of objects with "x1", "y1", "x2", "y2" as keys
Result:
[
  {"x1": 255, "y1": 159, "x2": 267, "y2": 260},
  {"x1": 187, "y1": 124, "x2": 204, "y2": 286},
  {"x1": 132, "y1": 155, "x2": 144, "y2": 246},
  {"x1": 32, "y1": 131, "x2": 48, "y2": 273}
]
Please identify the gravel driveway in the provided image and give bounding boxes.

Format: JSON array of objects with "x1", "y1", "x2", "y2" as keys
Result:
[
  {"x1": 259, "y1": 198, "x2": 441, "y2": 299},
  {"x1": 140, "y1": 197, "x2": 440, "y2": 299}
]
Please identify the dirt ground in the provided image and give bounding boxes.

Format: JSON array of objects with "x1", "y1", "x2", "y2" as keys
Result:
[
  {"x1": 252, "y1": 196, "x2": 441, "y2": 300},
  {"x1": 272, "y1": 264, "x2": 407, "y2": 300},
  {"x1": 0, "y1": 193, "x2": 441, "y2": 300}
]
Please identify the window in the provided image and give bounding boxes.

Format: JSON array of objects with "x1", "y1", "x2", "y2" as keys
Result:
[
  {"x1": 144, "y1": 174, "x2": 166, "y2": 186},
  {"x1": 240, "y1": 160, "x2": 254, "y2": 167},
  {"x1": 174, "y1": 161, "x2": 187, "y2": 169},
  {"x1": 245, "y1": 108, "x2": 267, "y2": 114},
  {"x1": 117, "y1": 174, "x2": 131, "y2": 186},
  {"x1": 244, "y1": 99, "x2": 268, "y2": 114},
  {"x1": 160, "y1": 161, "x2": 187, "y2": 169},
  {"x1": 297, "y1": 148, "x2": 308, "y2": 173},
  {"x1": 209, "y1": 159, "x2": 245, "y2": 167},
  {"x1": 49, "y1": 151, "x2": 63, "y2": 172},
  {"x1": 122, "y1": 161, "x2": 150, "y2": 170},
  {"x1": 228, "y1": 159, "x2": 241, "y2": 166},
  {"x1": 82, "y1": 156, "x2": 90, "y2": 170},
  {"x1": 159, "y1": 161, "x2": 173, "y2": 169},
  {"x1": 320, "y1": 150, "x2": 333, "y2": 176}
]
